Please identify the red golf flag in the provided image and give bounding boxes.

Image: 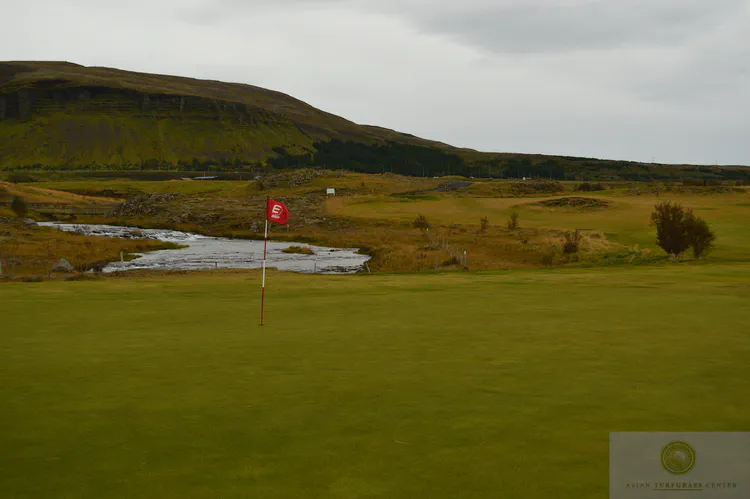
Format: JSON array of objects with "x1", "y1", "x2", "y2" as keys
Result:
[{"x1": 266, "y1": 199, "x2": 289, "y2": 225}]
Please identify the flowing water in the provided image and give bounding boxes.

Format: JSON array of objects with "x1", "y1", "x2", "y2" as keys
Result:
[{"x1": 39, "y1": 223, "x2": 371, "y2": 274}]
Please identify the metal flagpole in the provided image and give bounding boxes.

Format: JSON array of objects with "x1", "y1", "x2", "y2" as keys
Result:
[{"x1": 260, "y1": 199, "x2": 269, "y2": 326}]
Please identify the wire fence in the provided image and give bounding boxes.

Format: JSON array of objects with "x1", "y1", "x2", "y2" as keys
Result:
[{"x1": 424, "y1": 228, "x2": 468, "y2": 269}]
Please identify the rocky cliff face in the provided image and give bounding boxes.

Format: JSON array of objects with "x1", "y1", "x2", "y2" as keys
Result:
[
  {"x1": 0, "y1": 83, "x2": 295, "y2": 124},
  {"x1": 0, "y1": 79, "x2": 317, "y2": 169}
]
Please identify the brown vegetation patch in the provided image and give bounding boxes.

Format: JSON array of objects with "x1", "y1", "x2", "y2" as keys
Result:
[
  {"x1": 536, "y1": 197, "x2": 609, "y2": 209},
  {"x1": 510, "y1": 182, "x2": 565, "y2": 196},
  {"x1": 0, "y1": 217, "x2": 181, "y2": 277},
  {"x1": 282, "y1": 246, "x2": 314, "y2": 255}
]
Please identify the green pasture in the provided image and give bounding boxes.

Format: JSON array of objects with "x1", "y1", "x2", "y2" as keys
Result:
[{"x1": 2, "y1": 265, "x2": 749, "y2": 498}]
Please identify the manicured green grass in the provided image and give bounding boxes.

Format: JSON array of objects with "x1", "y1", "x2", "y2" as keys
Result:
[{"x1": 2, "y1": 265, "x2": 749, "y2": 498}]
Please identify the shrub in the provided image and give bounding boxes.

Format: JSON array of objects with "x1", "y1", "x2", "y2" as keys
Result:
[
  {"x1": 541, "y1": 252, "x2": 555, "y2": 266},
  {"x1": 510, "y1": 182, "x2": 564, "y2": 195},
  {"x1": 413, "y1": 215, "x2": 430, "y2": 229},
  {"x1": 650, "y1": 202, "x2": 715, "y2": 260},
  {"x1": 11, "y1": 197, "x2": 28, "y2": 218},
  {"x1": 507, "y1": 211, "x2": 519, "y2": 230},
  {"x1": 20, "y1": 276, "x2": 44, "y2": 283},
  {"x1": 441, "y1": 256, "x2": 460, "y2": 267},
  {"x1": 682, "y1": 179, "x2": 703, "y2": 187},
  {"x1": 651, "y1": 202, "x2": 691, "y2": 259},
  {"x1": 576, "y1": 182, "x2": 606, "y2": 192},
  {"x1": 5, "y1": 173, "x2": 36, "y2": 183},
  {"x1": 563, "y1": 229, "x2": 582, "y2": 254},
  {"x1": 685, "y1": 211, "x2": 716, "y2": 258},
  {"x1": 683, "y1": 178, "x2": 722, "y2": 187}
]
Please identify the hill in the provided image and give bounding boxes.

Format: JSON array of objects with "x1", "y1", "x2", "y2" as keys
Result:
[{"x1": 1, "y1": 61, "x2": 748, "y2": 182}]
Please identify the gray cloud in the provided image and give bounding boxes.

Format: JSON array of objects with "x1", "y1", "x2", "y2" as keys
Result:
[
  {"x1": 193, "y1": 0, "x2": 746, "y2": 53},
  {"x1": 392, "y1": 0, "x2": 746, "y2": 54},
  {"x1": 0, "y1": 0, "x2": 748, "y2": 164}
]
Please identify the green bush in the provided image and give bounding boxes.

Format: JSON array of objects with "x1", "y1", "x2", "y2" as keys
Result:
[
  {"x1": 651, "y1": 202, "x2": 690, "y2": 259},
  {"x1": 441, "y1": 256, "x2": 460, "y2": 267},
  {"x1": 507, "y1": 212, "x2": 519, "y2": 230},
  {"x1": 480, "y1": 216, "x2": 489, "y2": 232},
  {"x1": 413, "y1": 215, "x2": 430, "y2": 229},
  {"x1": 651, "y1": 202, "x2": 716, "y2": 260},
  {"x1": 575, "y1": 182, "x2": 605, "y2": 192},
  {"x1": 5, "y1": 173, "x2": 37, "y2": 183},
  {"x1": 685, "y1": 211, "x2": 716, "y2": 258},
  {"x1": 563, "y1": 229, "x2": 582, "y2": 254},
  {"x1": 11, "y1": 197, "x2": 29, "y2": 218}
]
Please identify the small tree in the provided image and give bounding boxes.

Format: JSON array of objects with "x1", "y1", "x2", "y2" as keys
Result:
[
  {"x1": 650, "y1": 202, "x2": 690, "y2": 260},
  {"x1": 413, "y1": 214, "x2": 430, "y2": 230},
  {"x1": 507, "y1": 211, "x2": 519, "y2": 230},
  {"x1": 11, "y1": 196, "x2": 28, "y2": 218},
  {"x1": 480, "y1": 216, "x2": 489, "y2": 232},
  {"x1": 685, "y1": 210, "x2": 716, "y2": 258},
  {"x1": 563, "y1": 229, "x2": 582, "y2": 254}
]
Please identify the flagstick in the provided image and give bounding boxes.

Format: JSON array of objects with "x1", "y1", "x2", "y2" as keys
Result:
[{"x1": 261, "y1": 217, "x2": 268, "y2": 326}]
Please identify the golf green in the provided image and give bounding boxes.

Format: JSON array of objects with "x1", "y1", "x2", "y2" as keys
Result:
[{"x1": 1, "y1": 265, "x2": 749, "y2": 498}]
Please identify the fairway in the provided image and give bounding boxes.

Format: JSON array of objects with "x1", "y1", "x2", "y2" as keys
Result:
[{"x1": 2, "y1": 266, "x2": 749, "y2": 498}]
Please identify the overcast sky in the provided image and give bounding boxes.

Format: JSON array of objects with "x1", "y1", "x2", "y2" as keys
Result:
[{"x1": 2, "y1": 0, "x2": 749, "y2": 165}]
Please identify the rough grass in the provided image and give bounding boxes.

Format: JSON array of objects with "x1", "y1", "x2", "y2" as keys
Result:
[
  {"x1": 328, "y1": 190, "x2": 750, "y2": 265},
  {"x1": 12, "y1": 175, "x2": 748, "y2": 272},
  {"x1": 1, "y1": 265, "x2": 749, "y2": 498},
  {"x1": 35, "y1": 179, "x2": 246, "y2": 197},
  {"x1": 0, "y1": 181, "x2": 120, "y2": 205},
  {"x1": 0, "y1": 221, "x2": 182, "y2": 276}
]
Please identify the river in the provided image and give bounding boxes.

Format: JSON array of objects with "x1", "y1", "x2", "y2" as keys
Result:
[{"x1": 39, "y1": 223, "x2": 371, "y2": 274}]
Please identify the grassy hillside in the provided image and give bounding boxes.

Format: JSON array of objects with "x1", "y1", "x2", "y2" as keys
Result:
[
  {"x1": 1, "y1": 61, "x2": 749, "y2": 181},
  {"x1": 0, "y1": 62, "x2": 456, "y2": 171}
]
